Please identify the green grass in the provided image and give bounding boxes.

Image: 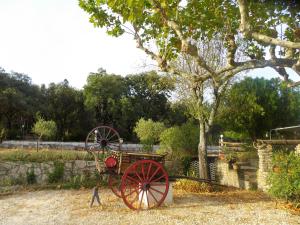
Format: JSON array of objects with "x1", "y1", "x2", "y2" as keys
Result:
[{"x1": 0, "y1": 149, "x2": 98, "y2": 162}]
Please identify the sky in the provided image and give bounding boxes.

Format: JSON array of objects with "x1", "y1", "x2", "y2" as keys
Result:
[{"x1": 0, "y1": 0, "x2": 299, "y2": 89}]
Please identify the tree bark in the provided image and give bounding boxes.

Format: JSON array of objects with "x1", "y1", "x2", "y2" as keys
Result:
[{"x1": 198, "y1": 121, "x2": 208, "y2": 179}]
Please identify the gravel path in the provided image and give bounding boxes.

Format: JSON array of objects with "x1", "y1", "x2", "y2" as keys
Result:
[{"x1": 0, "y1": 189, "x2": 299, "y2": 225}]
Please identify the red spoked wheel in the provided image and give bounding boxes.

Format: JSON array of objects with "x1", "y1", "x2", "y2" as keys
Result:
[
  {"x1": 108, "y1": 173, "x2": 122, "y2": 198},
  {"x1": 85, "y1": 126, "x2": 121, "y2": 152},
  {"x1": 120, "y1": 159, "x2": 169, "y2": 210}
]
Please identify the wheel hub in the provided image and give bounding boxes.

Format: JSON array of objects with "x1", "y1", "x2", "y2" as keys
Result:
[
  {"x1": 100, "y1": 139, "x2": 108, "y2": 148},
  {"x1": 142, "y1": 182, "x2": 150, "y2": 191}
]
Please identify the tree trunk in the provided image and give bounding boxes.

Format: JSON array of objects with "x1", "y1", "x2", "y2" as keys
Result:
[{"x1": 198, "y1": 121, "x2": 208, "y2": 179}]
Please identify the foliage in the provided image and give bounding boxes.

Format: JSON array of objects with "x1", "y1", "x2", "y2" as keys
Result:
[
  {"x1": 32, "y1": 116, "x2": 57, "y2": 140},
  {"x1": 223, "y1": 131, "x2": 249, "y2": 141},
  {"x1": 0, "y1": 124, "x2": 6, "y2": 143},
  {"x1": 45, "y1": 79, "x2": 92, "y2": 141},
  {"x1": 268, "y1": 152, "x2": 300, "y2": 203},
  {"x1": 174, "y1": 179, "x2": 213, "y2": 193},
  {"x1": 0, "y1": 68, "x2": 178, "y2": 142},
  {"x1": 48, "y1": 162, "x2": 64, "y2": 183},
  {"x1": 26, "y1": 168, "x2": 36, "y2": 184},
  {"x1": 0, "y1": 149, "x2": 94, "y2": 163},
  {"x1": 159, "y1": 122, "x2": 199, "y2": 158},
  {"x1": 218, "y1": 77, "x2": 300, "y2": 139},
  {"x1": 134, "y1": 118, "x2": 166, "y2": 151}
]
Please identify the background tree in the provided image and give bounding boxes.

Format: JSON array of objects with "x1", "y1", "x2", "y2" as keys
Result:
[
  {"x1": 79, "y1": 0, "x2": 300, "y2": 179},
  {"x1": 159, "y1": 121, "x2": 199, "y2": 159},
  {"x1": 218, "y1": 77, "x2": 300, "y2": 140},
  {"x1": 32, "y1": 116, "x2": 57, "y2": 151},
  {"x1": 123, "y1": 71, "x2": 173, "y2": 140},
  {"x1": 84, "y1": 68, "x2": 126, "y2": 129},
  {"x1": 46, "y1": 79, "x2": 90, "y2": 141},
  {"x1": 134, "y1": 118, "x2": 166, "y2": 151},
  {"x1": 0, "y1": 69, "x2": 42, "y2": 138}
]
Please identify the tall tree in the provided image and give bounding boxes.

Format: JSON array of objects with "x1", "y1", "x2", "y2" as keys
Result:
[
  {"x1": 79, "y1": 0, "x2": 300, "y2": 178},
  {"x1": 46, "y1": 79, "x2": 89, "y2": 140},
  {"x1": 218, "y1": 77, "x2": 300, "y2": 140},
  {"x1": 83, "y1": 69, "x2": 126, "y2": 129}
]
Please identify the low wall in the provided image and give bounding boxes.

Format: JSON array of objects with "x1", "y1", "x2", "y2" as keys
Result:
[
  {"x1": 0, "y1": 160, "x2": 102, "y2": 186},
  {"x1": 216, "y1": 159, "x2": 258, "y2": 190},
  {"x1": 0, "y1": 140, "x2": 159, "y2": 151}
]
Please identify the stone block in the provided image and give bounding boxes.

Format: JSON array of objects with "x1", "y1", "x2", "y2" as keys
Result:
[{"x1": 74, "y1": 160, "x2": 86, "y2": 169}]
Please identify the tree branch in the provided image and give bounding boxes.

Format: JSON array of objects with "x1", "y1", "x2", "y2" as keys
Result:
[
  {"x1": 225, "y1": 34, "x2": 237, "y2": 67},
  {"x1": 237, "y1": 0, "x2": 300, "y2": 49},
  {"x1": 151, "y1": 0, "x2": 217, "y2": 78},
  {"x1": 134, "y1": 26, "x2": 168, "y2": 71}
]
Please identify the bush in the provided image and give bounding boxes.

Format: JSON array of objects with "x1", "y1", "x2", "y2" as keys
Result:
[
  {"x1": 26, "y1": 168, "x2": 36, "y2": 184},
  {"x1": 134, "y1": 118, "x2": 166, "y2": 151},
  {"x1": 159, "y1": 122, "x2": 199, "y2": 158},
  {"x1": 174, "y1": 179, "x2": 213, "y2": 192},
  {"x1": 48, "y1": 162, "x2": 64, "y2": 183},
  {"x1": 268, "y1": 152, "x2": 300, "y2": 203},
  {"x1": 0, "y1": 149, "x2": 94, "y2": 162}
]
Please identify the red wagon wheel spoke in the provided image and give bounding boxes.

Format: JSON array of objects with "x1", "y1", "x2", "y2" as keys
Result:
[
  {"x1": 147, "y1": 189, "x2": 159, "y2": 204},
  {"x1": 149, "y1": 187, "x2": 165, "y2": 195},
  {"x1": 126, "y1": 175, "x2": 140, "y2": 185},
  {"x1": 150, "y1": 174, "x2": 166, "y2": 183},
  {"x1": 148, "y1": 167, "x2": 161, "y2": 182},
  {"x1": 121, "y1": 159, "x2": 169, "y2": 210},
  {"x1": 108, "y1": 174, "x2": 122, "y2": 198},
  {"x1": 146, "y1": 162, "x2": 152, "y2": 180}
]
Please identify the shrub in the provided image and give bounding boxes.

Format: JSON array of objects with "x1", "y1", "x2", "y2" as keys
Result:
[
  {"x1": 0, "y1": 149, "x2": 94, "y2": 162},
  {"x1": 268, "y1": 152, "x2": 300, "y2": 203},
  {"x1": 26, "y1": 168, "x2": 36, "y2": 184},
  {"x1": 48, "y1": 162, "x2": 64, "y2": 183},
  {"x1": 32, "y1": 116, "x2": 57, "y2": 151},
  {"x1": 174, "y1": 179, "x2": 213, "y2": 193},
  {"x1": 159, "y1": 122, "x2": 199, "y2": 158},
  {"x1": 134, "y1": 118, "x2": 166, "y2": 151}
]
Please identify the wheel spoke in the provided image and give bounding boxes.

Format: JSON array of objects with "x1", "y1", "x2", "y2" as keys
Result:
[
  {"x1": 125, "y1": 187, "x2": 139, "y2": 197},
  {"x1": 97, "y1": 129, "x2": 104, "y2": 139},
  {"x1": 135, "y1": 171, "x2": 143, "y2": 182},
  {"x1": 146, "y1": 190, "x2": 150, "y2": 209},
  {"x1": 126, "y1": 175, "x2": 140, "y2": 185},
  {"x1": 146, "y1": 163, "x2": 152, "y2": 180},
  {"x1": 148, "y1": 166, "x2": 161, "y2": 182},
  {"x1": 150, "y1": 174, "x2": 165, "y2": 183},
  {"x1": 141, "y1": 163, "x2": 145, "y2": 180},
  {"x1": 149, "y1": 187, "x2": 164, "y2": 195},
  {"x1": 105, "y1": 128, "x2": 112, "y2": 139},
  {"x1": 108, "y1": 132, "x2": 117, "y2": 141},
  {"x1": 138, "y1": 190, "x2": 145, "y2": 209},
  {"x1": 148, "y1": 189, "x2": 159, "y2": 204},
  {"x1": 129, "y1": 189, "x2": 142, "y2": 205}
]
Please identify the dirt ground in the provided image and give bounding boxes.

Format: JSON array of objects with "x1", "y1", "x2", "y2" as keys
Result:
[{"x1": 0, "y1": 188, "x2": 299, "y2": 225}]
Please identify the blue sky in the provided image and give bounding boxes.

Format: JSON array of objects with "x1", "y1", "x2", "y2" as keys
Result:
[{"x1": 0, "y1": 0, "x2": 298, "y2": 89}]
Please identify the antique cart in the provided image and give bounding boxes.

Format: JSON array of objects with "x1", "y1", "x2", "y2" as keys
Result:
[{"x1": 85, "y1": 126, "x2": 169, "y2": 210}]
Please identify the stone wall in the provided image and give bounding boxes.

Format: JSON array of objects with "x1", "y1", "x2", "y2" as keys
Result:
[
  {"x1": 216, "y1": 159, "x2": 258, "y2": 190},
  {"x1": 257, "y1": 144, "x2": 273, "y2": 191},
  {"x1": 0, "y1": 160, "x2": 103, "y2": 186}
]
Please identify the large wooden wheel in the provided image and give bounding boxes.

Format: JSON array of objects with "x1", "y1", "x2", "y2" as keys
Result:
[
  {"x1": 120, "y1": 159, "x2": 169, "y2": 210},
  {"x1": 85, "y1": 126, "x2": 121, "y2": 152},
  {"x1": 108, "y1": 173, "x2": 122, "y2": 198}
]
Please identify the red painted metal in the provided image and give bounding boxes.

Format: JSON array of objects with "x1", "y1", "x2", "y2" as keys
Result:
[
  {"x1": 105, "y1": 156, "x2": 118, "y2": 168},
  {"x1": 108, "y1": 174, "x2": 122, "y2": 198},
  {"x1": 120, "y1": 159, "x2": 169, "y2": 210}
]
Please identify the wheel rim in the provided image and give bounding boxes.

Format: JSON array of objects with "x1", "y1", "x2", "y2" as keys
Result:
[
  {"x1": 120, "y1": 159, "x2": 169, "y2": 210},
  {"x1": 108, "y1": 174, "x2": 122, "y2": 198},
  {"x1": 85, "y1": 126, "x2": 121, "y2": 152}
]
